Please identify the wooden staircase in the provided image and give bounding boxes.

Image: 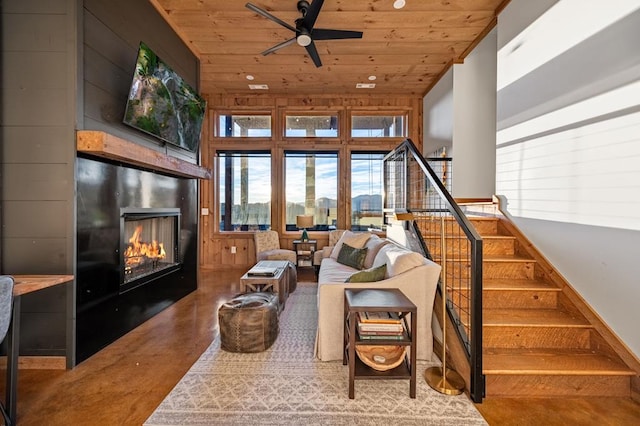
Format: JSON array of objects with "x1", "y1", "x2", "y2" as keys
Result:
[{"x1": 421, "y1": 215, "x2": 638, "y2": 398}]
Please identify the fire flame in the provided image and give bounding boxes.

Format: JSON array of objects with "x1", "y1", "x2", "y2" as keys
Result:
[{"x1": 124, "y1": 225, "x2": 166, "y2": 267}]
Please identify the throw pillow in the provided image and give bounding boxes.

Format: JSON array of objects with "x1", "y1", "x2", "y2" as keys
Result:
[
  {"x1": 330, "y1": 230, "x2": 371, "y2": 259},
  {"x1": 345, "y1": 263, "x2": 387, "y2": 283},
  {"x1": 362, "y1": 235, "x2": 389, "y2": 269},
  {"x1": 373, "y1": 244, "x2": 425, "y2": 276},
  {"x1": 336, "y1": 243, "x2": 368, "y2": 270}
]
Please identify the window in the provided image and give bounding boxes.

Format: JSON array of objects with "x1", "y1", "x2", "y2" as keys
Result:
[
  {"x1": 351, "y1": 153, "x2": 385, "y2": 231},
  {"x1": 351, "y1": 115, "x2": 406, "y2": 137},
  {"x1": 285, "y1": 115, "x2": 338, "y2": 137},
  {"x1": 285, "y1": 152, "x2": 338, "y2": 231},
  {"x1": 218, "y1": 152, "x2": 271, "y2": 231},
  {"x1": 218, "y1": 114, "x2": 271, "y2": 137}
]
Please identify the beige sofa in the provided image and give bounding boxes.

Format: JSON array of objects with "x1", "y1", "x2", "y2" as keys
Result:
[{"x1": 314, "y1": 231, "x2": 442, "y2": 361}]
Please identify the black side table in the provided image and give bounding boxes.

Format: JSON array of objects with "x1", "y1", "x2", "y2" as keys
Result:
[{"x1": 343, "y1": 288, "x2": 417, "y2": 399}]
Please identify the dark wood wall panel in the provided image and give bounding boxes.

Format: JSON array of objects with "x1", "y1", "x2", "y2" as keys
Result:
[
  {"x1": 1, "y1": 0, "x2": 77, "y2": 358},
  {"x1": 2, "y1": 239, "x2": 69, "y2": 275},
  {"x1": 2, "y1": 127, "x2": 70, "y2": 163}
]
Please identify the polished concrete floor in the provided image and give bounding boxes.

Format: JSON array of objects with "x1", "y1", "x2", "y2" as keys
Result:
[{"x1": 3, "y1": 269, "x2": 640, "y2": 425}]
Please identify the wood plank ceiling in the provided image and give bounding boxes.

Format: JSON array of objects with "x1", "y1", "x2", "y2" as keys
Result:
[{"x1": 152, "y1": 0, "x2": 509, "y2": 96}]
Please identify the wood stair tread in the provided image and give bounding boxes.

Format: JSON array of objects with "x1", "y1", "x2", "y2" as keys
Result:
[
  {"x1": 483, "y1": 348, "x2": 635, "y2": 375},
  {"x1": 482, "y1": 234, "x2": 516, "y2": 240},
  {"x1": 421, "y1": 233, "x2": 514, "y2": 240},
  {"x1": 484, "y1": 309, "x2": 590, "y2": 327},
  {"x1": 436, "y1": 254, "x2": 533, "y2": 262},
  {"x1": 482, "y1": 254, "x2": 533, "y2": 262},
  {"x1": 482, "y1": 278, "x2": 560, "y2": 291}
]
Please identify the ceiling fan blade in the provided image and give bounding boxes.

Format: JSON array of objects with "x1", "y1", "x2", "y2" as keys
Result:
[
  {"x1": 302, "y1": 0, "x2": 324, "y2": 30},
  {"x1": 261, "y1": 37, "x2": 297, "y2": 56},
  {"x1": 312, "y1": 28, "x2": 363, "y2": 40},
  {"x1": 305, "y1": 41, "x2": 322, "y2": 67},
  {"x1": 246, "y1": 3, "x2": 296, "y2": 33}
]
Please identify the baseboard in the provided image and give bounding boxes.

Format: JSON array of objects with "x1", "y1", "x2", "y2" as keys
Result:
[{"x1": 0, "y1": 356, "x2": 66, "y2": 370}]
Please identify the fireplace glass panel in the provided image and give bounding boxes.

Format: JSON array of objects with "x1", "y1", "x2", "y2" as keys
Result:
[{"x1": 121, "y1": 209, "x2": 180, "y2": 292}]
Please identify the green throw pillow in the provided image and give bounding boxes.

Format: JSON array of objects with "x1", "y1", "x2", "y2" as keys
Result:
[
  {"x1": 336, "y1": 243, "x2": 368, "y2": 270},
  {"x1": 345, "y1": 263, "x2": 387, "y2": 283}
]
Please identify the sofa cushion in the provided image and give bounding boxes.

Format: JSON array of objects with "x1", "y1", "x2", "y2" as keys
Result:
[
  {"x1": 330, "y1": 231, "x2": 371, "y2": 259},
  {"x1": 318, "y1": 258, "x2": 357, "y2": 284},
  {"x1": 362, "y1": 235, "x2": 389, "y2": 269},
  {"x1": 372, "y1": 244, "x2": 426, "y2": 278},
  {"x1": 345, "y1": 263, "x2": 387, "y2": 283},
  {"x1": 336, "y1": 243, "x2": 368, "y2": 270}
]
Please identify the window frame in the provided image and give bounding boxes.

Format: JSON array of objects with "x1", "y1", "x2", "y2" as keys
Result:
[
  {"x1": 283, "y1": 150, "x2": 340, "y2": 234},
  {"x1": 349, "y1": 151, "x2": 387, "y2": 232},
  {"x1": 214, "y1": 111, "x2": 273, "y2": 139},
  {"x1": 216, "y1": 150, "x2": 273, "y2": 233},
  {"x1": 282, "y1": 111, "x2": 342, "y2": 140},
  {"x1": 348, "y1": 111, "x2": 409, "y2": 139}
]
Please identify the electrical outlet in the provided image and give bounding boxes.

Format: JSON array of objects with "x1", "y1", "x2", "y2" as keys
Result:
[{"x1": 231, "y1": 246, "x2": 237, "y2": 254}]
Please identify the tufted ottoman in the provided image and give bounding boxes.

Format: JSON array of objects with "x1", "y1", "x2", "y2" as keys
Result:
[{"x1": 218, "y1": 292, "x2": 279, "y2": 352}]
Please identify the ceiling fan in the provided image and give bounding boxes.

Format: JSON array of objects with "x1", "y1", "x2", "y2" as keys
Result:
[{"x1": 245, "y1": 0, "x2": 363, "y2": 67}]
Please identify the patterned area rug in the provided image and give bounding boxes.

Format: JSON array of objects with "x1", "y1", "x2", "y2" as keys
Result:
[{"x1": 145, "y1": 282, "x2": 487, "y2": 425}]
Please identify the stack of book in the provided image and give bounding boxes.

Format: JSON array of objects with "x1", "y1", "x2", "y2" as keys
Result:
[{"x1": 357, "y1": 311, "x2": 404, "y2": 340}]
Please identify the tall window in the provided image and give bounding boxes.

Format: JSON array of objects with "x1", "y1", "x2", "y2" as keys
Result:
[
  {"x1": 285, "y1": 152, "x2": 338, "y2": 231},
  {"x1": 351, "y1": 153, "x2": 385, "y2": 231},
  {"x1": 218, "y1": 152, "x2": 271, "y2": 231}
]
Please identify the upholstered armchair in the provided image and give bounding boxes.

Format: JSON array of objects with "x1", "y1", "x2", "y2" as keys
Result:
[
  {"x1": 253, "y1": 230, "x2": 296, "y2": 264},
  {"x1": 313, "y1": 229, "x2": 346, "y2": 274}
]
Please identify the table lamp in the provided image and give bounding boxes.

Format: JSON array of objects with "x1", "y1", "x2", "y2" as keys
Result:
[{"x1": 296, "y1": 215, "x2": 314, "y2": 241}]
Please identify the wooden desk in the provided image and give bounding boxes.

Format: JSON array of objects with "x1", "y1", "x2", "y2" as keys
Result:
[{"x1": 7, "y1": 275, "x2": 74, "y2": 424}]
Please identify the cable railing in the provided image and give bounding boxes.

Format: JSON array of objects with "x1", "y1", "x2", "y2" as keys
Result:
[{"x1": 383, "y1": 138, "x2": 484, "y2": 402}]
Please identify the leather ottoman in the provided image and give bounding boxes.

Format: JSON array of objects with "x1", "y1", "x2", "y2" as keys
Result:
[{"x1": 218, "y1": 292, "x2": 279, "y2": 352}]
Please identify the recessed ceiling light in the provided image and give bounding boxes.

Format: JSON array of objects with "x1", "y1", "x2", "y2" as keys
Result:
[
  {"x1": 249, "y1": 84, "x2": 269, "y2": 90},
  {"x1": 393, "y1": 0, "x2": 406, "y2": 9},
  {"x1": 246, "y1": 75, "x2": 255, "y2": 80},
  {"x1": 368, "y1": 75, "x2": 377, "y2": 81},
  {"x1": 356, "y1": 83, "x2": 376, "y2": 89}
]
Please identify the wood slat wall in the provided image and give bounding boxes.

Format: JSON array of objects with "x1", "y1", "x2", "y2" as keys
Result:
[{"x1": 199, "y1": 94, "x2": 422, "y2": 270}]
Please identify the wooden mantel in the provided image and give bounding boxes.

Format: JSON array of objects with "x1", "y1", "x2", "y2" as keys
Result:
[{"x1": 76, "y1": 130, "x2": 211, "y2": 179}]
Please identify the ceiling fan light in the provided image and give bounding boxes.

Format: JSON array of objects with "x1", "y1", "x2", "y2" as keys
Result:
[{"x1": 297, "y1": 33, "x2": 312, "y2": 47}]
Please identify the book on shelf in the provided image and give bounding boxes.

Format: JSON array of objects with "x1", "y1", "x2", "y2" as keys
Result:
[
  {"x1": 297, "y1": 250, "x2": 312, "y2": 255},
  {"x1": 358, "y1": 329, "x2": 404, "y2": 336},
  {"x1": 357, "y1": 322, "x2": 404, "y2": 333},
  {"x1": 357, "y1": 311, "x2": 401, "y2": 324},
  {"x1": 358, "y1": 334, "x2": 404, "y2": 340}
]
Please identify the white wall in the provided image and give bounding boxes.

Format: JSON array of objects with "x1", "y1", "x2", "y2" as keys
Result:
[
  {"x1": 423, "y1": 68, "x2": 454, "y2": 157},
  {"x1": 497, "y1": 0, "x2": 640, "y2": 357},
  {"x1": 452, "y1": 29, "x2": 497, "y2": 198},
  {"x1": 423, "y1": 30, "x2": 497, "y2": 199}
]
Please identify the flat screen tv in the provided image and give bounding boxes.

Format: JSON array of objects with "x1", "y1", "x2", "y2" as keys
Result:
[{"x1": 123, "y1": 42, "x2": 206, "y2": 153}]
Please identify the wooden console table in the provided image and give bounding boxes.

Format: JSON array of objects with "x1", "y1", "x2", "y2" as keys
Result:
[{"x1": 6, "y1": 274, "x2": 74, "y2": 424}]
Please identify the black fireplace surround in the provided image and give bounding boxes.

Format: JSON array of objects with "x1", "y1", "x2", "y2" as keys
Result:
[{"x1": 76, "y1": 156, "x2": 198, "y2": 363}]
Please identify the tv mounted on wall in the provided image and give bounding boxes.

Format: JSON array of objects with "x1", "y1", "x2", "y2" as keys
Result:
[{"x1": 123, "y1": 42, "x2": 206, "y2": 153}]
